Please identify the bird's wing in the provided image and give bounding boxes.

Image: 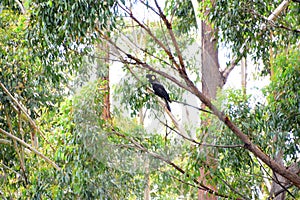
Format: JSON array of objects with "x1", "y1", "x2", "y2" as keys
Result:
[{"x1": 152, "y1": 83, "x2": 171, "y2": 102}]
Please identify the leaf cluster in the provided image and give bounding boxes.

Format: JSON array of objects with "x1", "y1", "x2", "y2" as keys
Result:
[{"x1": 209, "y1": 0, "x2": 300, "y2": 70}]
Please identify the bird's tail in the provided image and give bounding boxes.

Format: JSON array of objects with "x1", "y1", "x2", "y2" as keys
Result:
[{"x1": 164, "y1": 99, "x2": 171, "y2": 112}]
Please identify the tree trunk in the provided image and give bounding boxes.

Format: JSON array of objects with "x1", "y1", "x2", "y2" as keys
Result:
[
  {"x1": 201, "y1": 20, "x2": 223, "y2": 99},
  {"x1": 101, "y1": 73, "x2": 111, "y2": 120},
  {"x1": 100, "y1": 41, "x2": 111, "y2": 120},
  {"x1": 241, "y1": 57, "x2": 247, "y2": 97},
  {"x1": 269, "y1": 152, "x2": 300, "y2": 199},
  {"x1": 198, "y1": 21, "x2": 220, "y2": 199},
  {"x1": 198, "y1": 1, "x2": 224, "y2": 199}
]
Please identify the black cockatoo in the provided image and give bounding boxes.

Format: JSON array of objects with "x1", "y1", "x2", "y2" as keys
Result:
[{"x1": 146, "y1": 74, "x2": 171, "y2": 111}]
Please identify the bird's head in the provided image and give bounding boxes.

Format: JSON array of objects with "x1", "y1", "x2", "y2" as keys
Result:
[{"x1": 146, "y1": 74, "x2": 157, "y2": 82}]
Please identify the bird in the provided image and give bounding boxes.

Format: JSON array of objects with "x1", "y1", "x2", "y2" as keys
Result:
[{"x1": 146, "y1": 74, "x2": 171, "y2": 111}]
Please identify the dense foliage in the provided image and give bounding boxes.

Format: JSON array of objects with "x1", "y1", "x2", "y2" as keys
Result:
[{"x1": 210, "y1": 0, "x2": 300, "y2": 68}]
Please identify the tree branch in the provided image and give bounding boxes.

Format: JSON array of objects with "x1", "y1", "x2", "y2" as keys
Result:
[
  {"x1": 154, "y1": 0, "x2": 186, "y2": 72},
  {"x1": 113, "y1": 26, "x2": 175, "y2": 69},
  {"x1": 0, "y1": 128, "x2": 61, "y2": 170},
  {"x1": 172, "y1": 99, "x2": 212, "y2": 114},
  {"x1": 116, "y1": 1, "x2": 182, "y2": 71},
  {"x1": 257, "y1": 157, "x2": 295, "y2": 198},
  {"x1": 5, "y1": 109, "x2": 28, "y2": 184},
  {"x1": 156, "y1": 116, "x2": 244, "y2": 149},
  {"x1": 0, "y1": 139, "x2": 11, "y2": 145},
  {"x1": 110, "y1": 127, "x2": 230, "y2": 198},
  {"x1": 14, "y1": 0, "x2": 26, "y2": 14},
  {"x1": 267, "y1": 0, "x2": 289, "y2": 22},
  {"x1": 0, "y1": 82, "x2": 55, "y2": 151}
]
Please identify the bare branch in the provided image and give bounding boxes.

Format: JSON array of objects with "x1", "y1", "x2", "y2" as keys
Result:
[
  {"x1": 172, "y1": 99, "x2": 212, "y2": 114},
  {"x1": 218, "y1": 177, "x2": 251, "y2": 200},
  {"x1": 110, "y1": 127, "x2": 230, "y2": 198},
  {"x1": 14, "y1": 0, "x2": 26, "y2": 14},
  {"x1": 1, "y1": 162, "x2": 22, "y2": 177},
  {"x1": 0, "y1": 139, "x2": 11, "y2": 145},
  {"x1": 156, "y1": 116, "x2": 244, "y2": 149},
  {"x1": 267, "y1": 1, "x2": 289, "y2": 22},
  {"x1": 0, "y1": 82, "x2": 55, "y2": 151},
  {"x1": 139, "y1": 0, "x2": 160, "y2": 16},
  {"x1": 97, "y1": 31, "x2": 193, "y2": 94},
  {"x1": 113, "y1": 27, "x2": 175, "y2": 69},
  {"x1": 154, "y1": 0, "x2": 186, "y2": 72},
  {"x1": 221, "y1": 55, "x2": 241, "y2": 84},
  {"x1": 116, "y1": 1, "x2": 182, "y2": 71},
  {"x1": 0, "y1": 128, "x2": 61, "y2": 170}
]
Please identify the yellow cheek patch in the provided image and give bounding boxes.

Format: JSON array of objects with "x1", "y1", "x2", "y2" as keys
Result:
[{"x1": 151, "y1": 76, "x2": 155, "y2": 80}]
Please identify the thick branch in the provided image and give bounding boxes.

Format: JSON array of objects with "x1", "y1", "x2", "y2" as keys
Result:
[
  {"x1": 267, "y1": 1, "x2": 289, "y2": 22},
  {"x1": 181, "y1": 75, "x2": 300, "y2": 187},
  {"x1": 221, "y1": 55, "x2": 241, "y2": 84}
]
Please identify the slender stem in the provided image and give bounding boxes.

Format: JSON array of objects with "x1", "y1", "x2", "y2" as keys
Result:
[{"x1": 5, "y1": 109, "x2": 28, "y2": 184}]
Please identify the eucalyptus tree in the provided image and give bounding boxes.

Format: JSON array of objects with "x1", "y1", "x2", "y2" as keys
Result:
[{"x1": 0, "y1": 0, "x2": 116, "y2": 196}]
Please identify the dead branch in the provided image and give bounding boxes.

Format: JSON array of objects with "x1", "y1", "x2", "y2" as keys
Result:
[{"x1": 0, "y1": 128, "x2": 61, "y2": 170}]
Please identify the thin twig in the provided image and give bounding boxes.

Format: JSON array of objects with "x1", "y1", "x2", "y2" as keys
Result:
[
  {"x1": 218, "y1": 176, "x2": 251, "y2": 200},
  {"x1": 156, "y1": 115, "x2": 244, "y2": 149},
  {"x1": 114, "y1": 26, "x2": 175, "y2": 69},
  {"x1": 1, "y1": 162, "x2": 22, "y2": 178},
  {"x1": 117, "y1": 1, "x2": 182, "y2": 71},
  {"x1": 268, "y1": 184, "x2": 294, "y2": 200},
  {"x1": 110, "y1": 127, "x2": 230, "y2": 198},
  {"x1": 172, "y1": 100, "x2": 212, "y2": 114},
  {"x1": 257, "y1": 158, "x2": 295, "y2": 199}
]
